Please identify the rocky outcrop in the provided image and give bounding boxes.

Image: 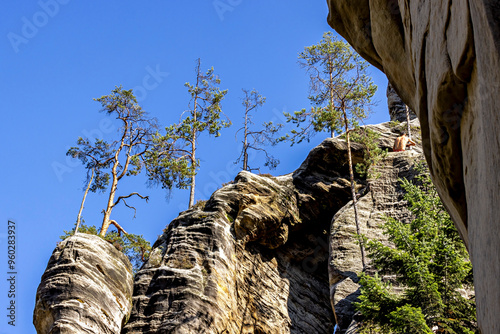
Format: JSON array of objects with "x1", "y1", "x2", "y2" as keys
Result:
[
  {"x1": 34, "y1": 233, "x2": 134, "y2": 334},
  {"x1": 122, "y1": 139, "x2": 363, "y2": 334},
  {"x1": 326, "y1": 2, "x2": 500, "y2": 331},
  {"x1": 121, "y1": 120, "x2": 422, "y2": 334},
  {"x1": 34, "y1": 118, "x2": 425, "y2": 333},
  {"x1": 386, "y1": 83, "x2": 416, "y2": 123}
]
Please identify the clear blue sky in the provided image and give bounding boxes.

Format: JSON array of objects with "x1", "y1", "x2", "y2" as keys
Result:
[{"x1": 0, "y1": 1, "x2": 389, "y2": 332}]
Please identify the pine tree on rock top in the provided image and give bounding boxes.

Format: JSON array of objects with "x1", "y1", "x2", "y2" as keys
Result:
[
  {"x1": 282, "y1": 32, "x2": 377, "y2": 268},
  {"x1": 67, "y1": 86, "x2": 158, "y2": 237},
  {"x1": 146, "y1": 58, "x2": 230, "y2": 208}
]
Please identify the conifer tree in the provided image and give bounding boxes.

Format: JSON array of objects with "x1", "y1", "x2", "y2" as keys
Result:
[
  {"x1": 282, "y1": 32, "x2": 377, "y2": 268},
  {"x1": 147, "y1": 59, "x2": 230, "y2": 208},
  {"x1": 356, "y1": 164, "x2": 476, "y2": 333},
  {"x1": 67, "y1": 86, "x2": 158, "y2": 237},
  {"x1": 235, "y1": 89, "x2": 282, "y2": 172}
]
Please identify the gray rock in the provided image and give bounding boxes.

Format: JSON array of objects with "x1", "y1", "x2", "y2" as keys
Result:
[
  {"x1": 34, "y1": 124, "x2": 426, "y2": 333},
  {"x1": 34, "y1": 233, "x2": 133, "y2": 334},
  {"x1": 326, "y1": 1, "x2": 500, "y2": 331},
  {"x1": 387, "y1": 82, "x2": 416, "y2": 123},
  {"x1": 122, "y1": 122, "x2": 422, "y2": 333}
]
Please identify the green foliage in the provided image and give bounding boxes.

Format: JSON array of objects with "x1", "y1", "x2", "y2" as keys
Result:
[
  {"x1": 235, "y1": 89, "x2": 283, "y2": 172},
  {"x1": 356, "y1": 164, "x2": 477, "y2": 333},
  {"x1": 67, "y1": 86, "x2": 159, "y2": 236},
  {"x1": 61, "y1": 223, "x2": 151, "y2": 273},
  {"x1": 281, "y1": 32, "x2": 377, "y2": 144},
  {"x1": 389, "y1": 120, "x2": 401, "y2": 128},
  {"x1": 146, "y1": 59, "x2": 230, "y2": 207},
  {"x1": 350, "y1": 128, "x2": 387, "y2": 178}
]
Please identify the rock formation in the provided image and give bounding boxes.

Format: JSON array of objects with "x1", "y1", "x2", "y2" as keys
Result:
[
  {"x1": 326, "y1": 1, "x2": 500, "y2": 331},
  {"x1": 34, "y1": 118, "x2": 425, "y2": 333},
  {"x1": 329, "y1": 120, "x2": 422, "y2": 333},
  {"x1": 34, "y1": 233, "x2": 134, "y2": 334},
  {"x1": 386, "y1": 83, "x2": 416, "y2": 123},
  {"x1": 120, "y1": 120, "x2": 423, "y2": 334},
  {"x1": 122, "y1": 139, "x2": 361, "y2": 334}
]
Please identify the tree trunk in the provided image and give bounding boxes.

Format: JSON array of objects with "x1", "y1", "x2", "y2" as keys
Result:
[
  {"x1": 100, "y1": 178, "x2": 118, "y2": 237},
  {"x1": 75, "y1": 168, "x2": 94, "y2": 234},
  {"x1": 100, "y1": 154, "x2": 121, "y2": 236},
  {"x1": 406, "y1": 105, "x2": 412, "y2": 150},
  {"x1": 344, "y1": 111, "x2": 366, "y2": 270},
  {"x1": 189, "y1": 145, "x2": 196, "y2": 208},
  {"x1": 329, "y1": 56, "x2": 335, "y2": 139},
  {"x1": 243, "y1": 103, "x2": 249, "y2": 171},
  {"x1": 188, "y1": 59, "x2": 201, "y2": 209}
]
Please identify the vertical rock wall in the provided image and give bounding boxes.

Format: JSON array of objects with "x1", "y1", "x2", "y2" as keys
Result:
[
  {"x1": 329, "y1": 121, "x2": 423, "y2": 333},
  {"x1": 122, "y1": 140, "x2": 368, "y2": 334},
  {"x1": 326, "y1": 1, "x2": 500, "y2": 331},
  {"x1": 387, "y1": 82, "x2": 416, "y2": 123}
]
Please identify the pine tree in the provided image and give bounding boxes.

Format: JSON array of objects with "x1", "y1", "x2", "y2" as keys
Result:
[
  {"x1": 356, "y1": 163, "x2": 477, "y2": 333},
  {"x1": 67, "y1": 86, "x2": 158, "y2": 237},
  {"x1": 147, "y1": 59, "x2": 230, "y2": 208},
  {"x1": 235, "y1": 89, "x2": 282, "y2": 172},
  {"x1": 282, "y1": 32, "x2": 377, "y2": 268}
]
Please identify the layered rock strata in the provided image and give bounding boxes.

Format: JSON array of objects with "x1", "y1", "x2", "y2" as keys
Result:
[
  {"x1": 122, "y1": 121, "x2": 422, "y2": 334},
  {"x1": 326, "y1": 1, "x2": 500, "y2": 331},
  {"x1": 34, "y1": 233, "x2": 134, "y2": 334},
  {"x1": 122, "y1": 138, "x2": 365, "y2": 334}
]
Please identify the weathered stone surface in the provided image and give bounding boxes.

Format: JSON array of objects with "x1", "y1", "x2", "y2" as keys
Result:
[
  {"x1": 35, "y1": 118, "x2": 426, "y2": 333},
  {"x1": 34, "y1": 233, "x2": 133, "y2": 334},
  {"x1": 122, "y1": 120, "x2": 424, "y2": 333},
  {"x1": 386, "y1": 82, "x2": 416, "y2": 123},
  {"x1": 329, "y1": 120, "x2": 423, "y2": 333},
  {"x1": 122, "y1": 139, "x2": 369, "y2": 334},
  {"x1": 326, "y1": 1, "x2": 500, "y2": 331}
]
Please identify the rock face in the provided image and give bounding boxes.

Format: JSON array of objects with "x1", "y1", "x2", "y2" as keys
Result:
[
  {"x1": 326, "y1": 1, "x2": 500, "y2": 331},
  {"x1": 121, "y1": 121, "x2": 423, "y2": 334},
  {"x1": 122, "y1": 139, "x2": 362, "y2": 334},
  {"x1": 34, "y1": 120, "x2": 425, "y2": 334},
  {"x1": 34, "y1": 233, "x2": 134, "y2": 334}
]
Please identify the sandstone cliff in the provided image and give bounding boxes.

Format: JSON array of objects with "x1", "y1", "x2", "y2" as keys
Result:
[
  {"x1": 121, "y1": 120, "x2": 422, "y2": 334},
  {"x1": 326, "y1": 1, "x2": 500, "y2": 331},
  {"x1": 35, "y1": 113, "x2": 424, "y2": 333}
]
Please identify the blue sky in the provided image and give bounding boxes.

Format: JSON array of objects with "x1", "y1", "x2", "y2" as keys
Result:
[{"x1": 0, "y1": 1, "x2": 389, "y2": 332}]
